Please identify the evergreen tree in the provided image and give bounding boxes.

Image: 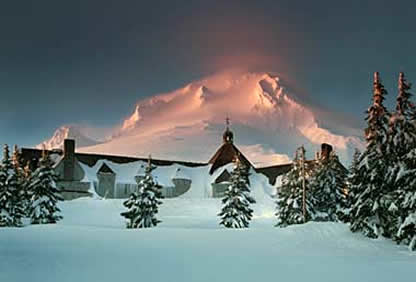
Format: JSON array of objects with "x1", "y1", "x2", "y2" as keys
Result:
[
  {"x1": 276, "y1": 146, "x2": 316, "y2": 227},
  {"x1": 11, "y1": 146, "x2": 25, "y2": 189},
  {"x1": 0, "y1": 145, "x2": 25, "y2": 227},
  {"x1": 343, "y1": 149, "x2": 362, "y2": 222},
  {"x1": 12, "y1": 145, "x2": 28, "y2": 214},
  {"x1": 121, "y1": 157, "x2": 163, "y2": 228},
  {"x1": 389, "y1": 73, "x2": 416, "y2": 249},
  {"x1": 350, "y1": 72, "x2": 392, "y2": 238},
  {"x1": 395, "y1": 165, "x2": 416, "y2": 250},
  {"x1": 310, "y1": 152, "x2": 348, "y2": 222},
  {"x1": 22, "y1": 161, "x2": 33, "y2": 214},
  {"x1": 218, "y1": 157, "x2": 256, "y2": 228},
  {"x1": 0, "y1": 145, "x2": 13, "y2": 226},
  {"x1": 389, "y1": 72, "x2": 416, "y2": 158},
  {"x1": 27, "y1": 150, "x2": 63, "y2": 224}
]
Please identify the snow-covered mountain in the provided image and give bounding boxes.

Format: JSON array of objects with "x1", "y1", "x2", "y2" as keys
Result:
[
  {"x1": 40, "y1": 70, "x2": 365, "y2": 165},
  {"x1": 38, "y1": 125, "x2": 101, "y2": 150}
]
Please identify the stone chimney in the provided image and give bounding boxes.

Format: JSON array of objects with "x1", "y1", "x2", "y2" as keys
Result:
[
  {"x1": 63, "y1": 139, "x2": 75, "y2": 181},
  {"x1": 321, "y1": 143, "x2": 333, "y2": 161}
]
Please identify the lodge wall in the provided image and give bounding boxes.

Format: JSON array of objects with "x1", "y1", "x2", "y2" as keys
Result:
[{"x1": 56, "y1": 181, "x2": 92, "y2": 200}]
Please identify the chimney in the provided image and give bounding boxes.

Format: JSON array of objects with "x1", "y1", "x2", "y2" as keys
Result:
[
  {"x1": 321, "y1": 143, "x2": 333, "y2": 161},
  {"x1": 63, "y1": 139, "x2": 75, "y2": 181}
]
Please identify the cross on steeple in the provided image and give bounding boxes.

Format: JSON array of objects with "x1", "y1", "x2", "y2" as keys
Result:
[{"x1": 223, "y1": 115, "x2": 234, "y2": 144}]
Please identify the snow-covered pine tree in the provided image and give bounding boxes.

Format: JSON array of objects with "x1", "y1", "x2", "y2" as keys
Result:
[
  {"x1": 310, "y1": 151, "x2": 348, "y2": 222},
  {"x1": 389, "y1": 72, "x2": 416, "y2": 159},
  {"x1": 0, "y1": 144, "x2": 25, "y2": 227},
  {"x1": 22, "y1": 160, "x2": 33, "y2": 214},
  {"x1": 342, "y1": 149, "x2": 361, "y2": 223},
  {"x1": 27, "y1": 150, "x2": 63, "y2": 224},
  {"x1": 390, "y1": 72, "x2": 416, "y2": 250},
  {"x1": 350, "y1": 72, "x2": 392, "y2": 239},
  {"x1": 275, "y1": 146, "x2": 316, "y2": 227},
  {"x1": 218, "y1": 156, "x2": 256, "y2": 228},
  {"x1": 395, "y1": 170, "x2": 416, "y2": 250},
  {"x1": 121, "y1": 156, "x2": 163, "y2": 228},
  {"x1": 12, "y1": 146, "x2": 24, "y2": 181},
  {"x1": 12, "y1": 145, "x2": 27, "y2": 215},
  {"x1": 0, "y1": 145, "x2": 13, "y2": 227},
  {"x1": 386, "y1": 72, "x2": 416, "y2": 194}
]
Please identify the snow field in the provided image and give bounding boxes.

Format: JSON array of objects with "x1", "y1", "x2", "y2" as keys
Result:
[{"x1": 0, "y1": 197, "x2": 415, "y2": 282}]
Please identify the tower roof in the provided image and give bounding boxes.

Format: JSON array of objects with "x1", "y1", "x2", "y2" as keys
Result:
[
  {"x1": 223, "y1": 128, "x2": 234, "y2": 144},
  {"x1": 97, "y1": 163, "x2": 115, "y2": 174},
  {"x1": 208, "y1": 116, "x2": 252, "y2": 174},
  {"x1": 222, "y1": 116, "x2": 234, "y2": 144},
  {"x1": 214, "y1": 169, "x2": 232, "y2": 184},
  {"x1": 208, "y1": 143, "x2": 252, "y2": 175}
]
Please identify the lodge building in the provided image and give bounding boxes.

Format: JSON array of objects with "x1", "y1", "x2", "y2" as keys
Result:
[{"x1": 20, "y1": 124, "x2": 333, "y2": 200}]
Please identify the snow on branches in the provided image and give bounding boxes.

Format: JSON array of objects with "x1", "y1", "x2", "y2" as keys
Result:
[{"x1": 121, "y1": 156, "x2": 163, "y2": 229}]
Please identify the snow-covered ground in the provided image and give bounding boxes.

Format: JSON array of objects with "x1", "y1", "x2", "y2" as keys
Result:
[{"x1": 0, "y1": 197, "x2": 414, "y2": 282}]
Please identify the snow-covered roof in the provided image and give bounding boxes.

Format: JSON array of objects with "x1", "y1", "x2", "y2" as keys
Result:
[
  {"x1": 79, "y1": 159, "x2": 211, "y2": 187},
  {"x1": 172, "y1": 167, "x2": 191, "y2": 180}
]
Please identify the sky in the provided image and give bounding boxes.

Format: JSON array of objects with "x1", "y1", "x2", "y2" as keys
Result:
[{"x1": 1, "y1": 0, "x2": 416, "y2": 147}]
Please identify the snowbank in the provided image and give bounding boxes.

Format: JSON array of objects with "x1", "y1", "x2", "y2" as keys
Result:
[
  {"x1": 0, "y1": 197, "x2": 414, "y2": 282},
  {"x1": 78, "y1": 160, "x2": 277, "y2": 201}
]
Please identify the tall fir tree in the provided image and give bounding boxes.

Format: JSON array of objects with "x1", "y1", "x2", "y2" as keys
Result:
[
  {"x1": 121, "y1": 156, "x2": 163, "y2": 228},
  {"x1": 218, "y1": 156, "x2": 256, "y2": 228},
  {"x1": 395, "y1": 168, "x2": 416, "y2": 250},
  {"x1": 12, "y1": 145, "x2": 27, "y2": 214},
  {"x1": 27, "y1": 150, "x2": 63, "y2": 224},
  {"x1": 310, "y1": 152, "x2": 348, "y2": 222},
  {"x1": 276, "y1": 146, "x2": 316, "y2": 227},
  {"x1": 389, "y1": 72, "x2": 416, "y2": 250},
  {"x1": 22, "y1": 161, "x2": 33, "y2": 214},
  {"x1": 343, "y1": 149, "x2": 361, "y2": 223},
  {"x1": 0, "y1": 144, "x2": 25, "y2": 227},
  {"x1": 389, "y1": 72, "x2": 416, "y2": 158},
  {"x1": 12, "y1": 146, "x2": 24, "y2": 182},
  {"x1": 350, "y1": 72, "x2": 392, "y2": 238},
  {"x1": 0, "y1": 144, "x2": 13, "y2": 226}
]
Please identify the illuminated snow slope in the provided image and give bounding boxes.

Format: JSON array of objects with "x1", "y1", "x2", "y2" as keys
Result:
[
  {"x1": 1, "y1": 197, "x2": 414, "y2": 282},
  {"x1": 37, "y1": 125, "x2": 101, "y2": 150},
  {"x1": 42, "y1": 70, "x2": 364, "y2": 166}
]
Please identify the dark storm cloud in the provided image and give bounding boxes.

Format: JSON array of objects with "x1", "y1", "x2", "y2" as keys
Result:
[{"x1": 0, "y1": 0, "x2": 415, "y2": 146}]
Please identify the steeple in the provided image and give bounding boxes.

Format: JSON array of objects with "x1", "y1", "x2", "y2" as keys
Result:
[{"x1": 222, "y1": 116, "x2": 234, "y2": 144}]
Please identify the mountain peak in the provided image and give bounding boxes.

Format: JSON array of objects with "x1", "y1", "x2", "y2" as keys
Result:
[
  {"x1": 121, "y1": 105, "x2": 142, "y2": 132},
  {"x1": 38, "y1": 125, "x2": 101, "y2": 150},
  {"x1": 72, "y1": 69, "x2": 364, "y2": 165}
]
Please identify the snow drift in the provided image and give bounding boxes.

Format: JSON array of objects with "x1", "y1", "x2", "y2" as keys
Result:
[{"x1": 1, "y1": 197, "x2": 414, "y2": 282}]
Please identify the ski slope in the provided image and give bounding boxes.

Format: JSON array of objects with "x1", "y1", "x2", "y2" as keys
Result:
[{"x1": 0, "y1": 197, "x2": 414, "y2": 282}]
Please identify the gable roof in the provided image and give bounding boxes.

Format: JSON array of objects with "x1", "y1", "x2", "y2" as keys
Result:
[
  {"x1": 97, "y1": 163, "x2": 115, "y2": 174},
  {"x1": 214, "y1": 169, "x2": 232, "y2": 184},
  {"x1": 75, "y1": 152, "x2": 207, "y2": 167},
  {"x1": 208, "y1": 143, "x2": 252, "y2": 175},
  {"x1": 22, "y1": 141, "x2": 344, "y2": 186},
  {"x1": 20, "y1": 148, "x2": 207, "y2": 168},
  {"x1": 255, "y1": 163, "x2": 293, "y2": 185}
]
